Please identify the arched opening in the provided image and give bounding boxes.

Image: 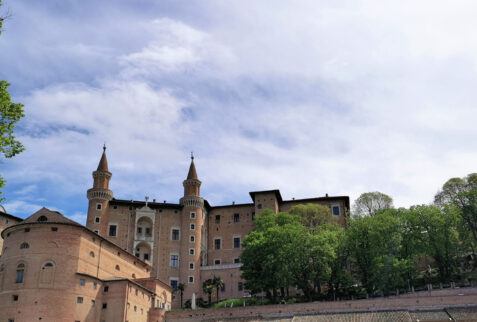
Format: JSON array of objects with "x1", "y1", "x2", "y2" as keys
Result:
[
  {"x1": 136, "y1": 217, "x2": 153, "y2": 240},
  {"x1": 40, "y1": 262, "x2": 55, "y2": 285},
  {"x1": 20, "y1": 243, "x2": 29, "y2": 249},
  {"x1": 135, "y1": 242, "x2": 151, "y2": 262},
  {"x1": 37, "y1": 216, "x2": 48, "y2": 222},
  {"x1": 115, "y1": 265, "x2": 120, "y2": 271}
]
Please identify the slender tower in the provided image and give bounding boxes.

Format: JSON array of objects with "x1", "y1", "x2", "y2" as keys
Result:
[
  {"x1": 86, "y1": 145, "x2": 113, "y2": 236},
  {"x1": 179, "y1": 154, "x2": 205, "y2": 302}
]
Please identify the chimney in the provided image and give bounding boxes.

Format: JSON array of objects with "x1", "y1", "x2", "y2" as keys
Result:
[
  {"x1": 292, "y1": 197, "x2": 295, "y2": 200},
  {"x1": 232, "y1": 201, "x2": 235, "y2": 205},
  {"x1": 325, "y1": 193, "x2": 329, "y2": 197},
  {"x1": 164, "y1": 200, "x2": 167, "y2": 203},
  {"x1": 153, "y1": 199, "x2": 156, "y2": 203}
]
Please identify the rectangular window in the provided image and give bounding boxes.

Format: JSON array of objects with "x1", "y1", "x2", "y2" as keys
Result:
[
  {"x1": 332, "y1": 206, "x2": 340, "y2": 216},
  {"x1": 234, "y1": 237, "x2": 240, "y2": 248},
  {"x1": 215, "y1": 215, "x2": 220, "y2": 224},
  {"x1": 190, "y1": 212, "x2": 196, "y2": 219},
  {"x1": 214, "y1": 259, "x2": 221, "y2": 265},
  {"x1": 234, "y1": 258, "x2": 240, "y2": 264},
  {"x1": 257, "y1": 204, "x2": 262, "y2": 209},
  {"x1": 15, "y1": 269, "x2": 24, "y2": 283},
  {"x1": 137, "y1": 227, "x2": 142, "y2": 234},
  {"x1": 96, "y1": 204, "x2": 102, "y2": 210},
  {"x1": 80, "y1": 279, "x2": 85, "y2": 286},
  {"x1": 190, "y1": 223, "x2": 195, "y2": 230},
  {"x1": 145, "y1": 227, "x2": 151, "y2": 236},
  {"x1": 12, "y1": 295, "x2": 18, "y2": 301},
  {"x1": 24, "y1": 228, "x2": 30, "y2": 232},
  {"x1": 233, "y1": 213, "x2": 240, "y2": 223},
  {"x1": 214, "y1": 239, "x2": 221, "y2": 250},
  {"x1": 189, "y1": 262, "x2": 194, "y2": 270},
  {"x1": 102, "y1": 303, "x2": 107, "y2": 309},
  {"x1": 188, "y1": 276, "x2": 194, "y2": 283},
  {"x1": 189, "y1": 248, "x2": 195, "y2": 255},
  {"x1": 93, "y1": 282, "x2": 97, "y2": 290},
  {"x1": 91, "y1": 300, "x2": 95, "y2": 307},
  {"x1": 190, "y1": 235, "x2": 195, "y2": 243},
  {"x1": 108, "y1": 225, "x2": 117, "y2": 237},
  {"x1": 238, "y1": 282, "x2": 243, "y2": 291},
  {"x1": 77, "y1": 297, "x2": 83, "y2": 304},
  {"x1": 170, "y1": 279, "x2": 178, "y2": 291},
  {"x1": 221, "y1": 284, "x2": 226, "y2": 292},
  {"x1": 252, "y1": 212, "x2": 255, "y2": 221},
  {"x1": 170, "y1": 255, "x2": 179, "y2": 267},
  {"x1": 172, "y1": 229, "x2": 180, "y2": 240},
  {"x1": 104, "y1": 286, "x2": 109, "y2": 292},
  {"x1": 95, "y1": 217, "x2": 100, "y2": 223},
  {"x1": 144, "y1": 253, "x2": 149, "y2": 261},
  {"x1": 51, "y1": 227, "x2": 58, "y2": 232}
]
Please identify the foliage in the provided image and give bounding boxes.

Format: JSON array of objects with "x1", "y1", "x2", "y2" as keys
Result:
[
  {"x1": 352, "y1": 191, "x2": 393, "y2": 217},
  {"x1": 202, "y1": 279, "x2": 214, "y2": 306},
  {"x1": 212, "y1": 275, "x2": 224, "y2": 303},
  {"x1": 290, "y1": 203, "x2": 338, "y2": 231},
  {"x1": 240, "y1": 209, "x2": 341, "y2": 302}
]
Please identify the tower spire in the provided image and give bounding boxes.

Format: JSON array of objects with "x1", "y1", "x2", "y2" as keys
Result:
[
  {"x1": 97, "y1": 144, "x2": 109, "y2": 172},
  {"x1": 186, "y1": 154, "x2": 198, "y2": 180}
]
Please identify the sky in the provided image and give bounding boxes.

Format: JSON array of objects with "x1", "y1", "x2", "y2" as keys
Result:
[{"x1": 1, "y1": 0, "x2": 477, "y2": 224}]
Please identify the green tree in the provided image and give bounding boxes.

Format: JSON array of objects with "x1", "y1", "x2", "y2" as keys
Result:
[
  {"x1": 409, "y1": 205, "x2": 462, "y2": 282},
  {"x1": 240, "y1": 210, "x2": 302, "y2": 302},
  {"x1": 202, "y1": 279, "x2": 214, "y2": 306},
  {"x1": 352, "y1": 192, "x2": 393, "y2": 217},
  {"x1": 289, "y1": 203, "x2": 338, "y2": 231},
  {"x1": 0, "y1": 4, "x2": 26, "y2": 202},
  {"x1": 177, "y1": 283, "x2": 185, "y2": 308},
  {"x1": 212, "y1": 276, "x2": 224, "y2": 303},
  {"x1": 346, "y1": 211, "x2": 407, "y2": 295}
]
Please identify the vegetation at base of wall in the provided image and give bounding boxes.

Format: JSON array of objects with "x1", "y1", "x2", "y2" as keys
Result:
[{"x1": 239, "y1": 175, "x2": 477, "y2": 304}]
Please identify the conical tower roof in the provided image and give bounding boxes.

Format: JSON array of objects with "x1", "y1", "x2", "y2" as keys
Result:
[
  {"x1": 97, "y1": 145, "x2": 109, "y2": 172},
  {"x1": 187, "y1": 157, "x2": 198, "y2": 180}
]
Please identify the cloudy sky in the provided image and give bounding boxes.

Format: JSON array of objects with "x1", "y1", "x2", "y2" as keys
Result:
[{"x1": 1, "y1": 0, "x2": 477, "y2": 224}]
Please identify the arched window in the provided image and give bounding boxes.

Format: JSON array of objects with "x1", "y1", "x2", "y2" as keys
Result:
[
  {"x1": 89, "y1": 251, "x2": 95, "y2": 258},
  {"x1": 115, "y1": 265, "x2": 120, "y2": 271},
  {"x1": 20, "y1": 243, "x2": 29, "y2": 249},
  {"x1": 40, "y1": 262, "x2": 55, "y2": 285},
  {"x1": 37, "y1": 216, "x2": 48, "y2": 222},
  {"x1": 16, "y1": 264, "x2": 25, "y2": 283},
  {"x1": 132, "y1": 273, "x2": 136, "y2": 279}
]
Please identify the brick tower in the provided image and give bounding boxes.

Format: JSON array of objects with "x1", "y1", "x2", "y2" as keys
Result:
[
  {"x1": 179, "y1": 154, "x2": 206, "y2": 303},
  {"x1": 86, "y1": 145, "x2": 113, "y2": 236}
]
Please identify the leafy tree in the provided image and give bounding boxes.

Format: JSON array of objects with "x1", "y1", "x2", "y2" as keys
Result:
[
  {"x1": 346, "y1": 211, "x2": 408, "y2": 295},
  {"x1": 434, "y1": 174, "x2": 477, "y2": 206},
  {"x1": 352, "y1": 191, "x2": 393, "y2": 217},
  {"x1": 202, "y1": 279, "x2": 214, "y2": 306},
  {"x1": 409, "y1": 205, "x2": 463, "y2": 282},
  {"x1": 289, "y1": 203, "x2": 338, "y2": 231},
  {"x1": 177, "y1": 283, "x2": 185, "y2": 308},
  {"x1": 0, "y1": 3, "x2": 25, "y2": 202}
]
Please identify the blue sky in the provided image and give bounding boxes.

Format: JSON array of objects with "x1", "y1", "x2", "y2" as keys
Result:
[{"x1": 1, "y1": 1, "x2": 477, "y2": 224}]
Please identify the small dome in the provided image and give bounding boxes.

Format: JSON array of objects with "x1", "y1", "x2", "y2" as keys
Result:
[{"x1": 0, "y1": 205, "x2": 6, "y2": 213}]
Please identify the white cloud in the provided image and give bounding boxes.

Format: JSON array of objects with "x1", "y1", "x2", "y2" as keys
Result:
[{"x1": 2, "y1": 1, "x2": 477, "y2": 217}]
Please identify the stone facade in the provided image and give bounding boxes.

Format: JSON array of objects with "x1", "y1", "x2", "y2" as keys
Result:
[
  {"x1": 85, "y1": 149, "x2": 350, "y2": 308},
  {"x1": 0, "y1": 208, "x2": 172, "y2": 322}
]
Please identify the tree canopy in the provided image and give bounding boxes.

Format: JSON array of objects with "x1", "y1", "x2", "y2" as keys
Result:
[{"x1": 352, "y1": 191, "x2": 393, "y2": 217}]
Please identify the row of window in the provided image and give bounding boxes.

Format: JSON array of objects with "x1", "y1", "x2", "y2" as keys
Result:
[
  {"x1": 214, "y1": 237, "x2": 241, "y2": 250},
  {"x1": 10, "y1": 262, "x2": 54, "y2": 284},
  {"x1": 169, "y1": 255, "x2": 240, "y2": 267}
]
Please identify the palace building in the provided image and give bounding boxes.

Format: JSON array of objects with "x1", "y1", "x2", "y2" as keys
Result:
[{"x1": 85, "y1": 147, "x2": 350, "y2": 308}]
